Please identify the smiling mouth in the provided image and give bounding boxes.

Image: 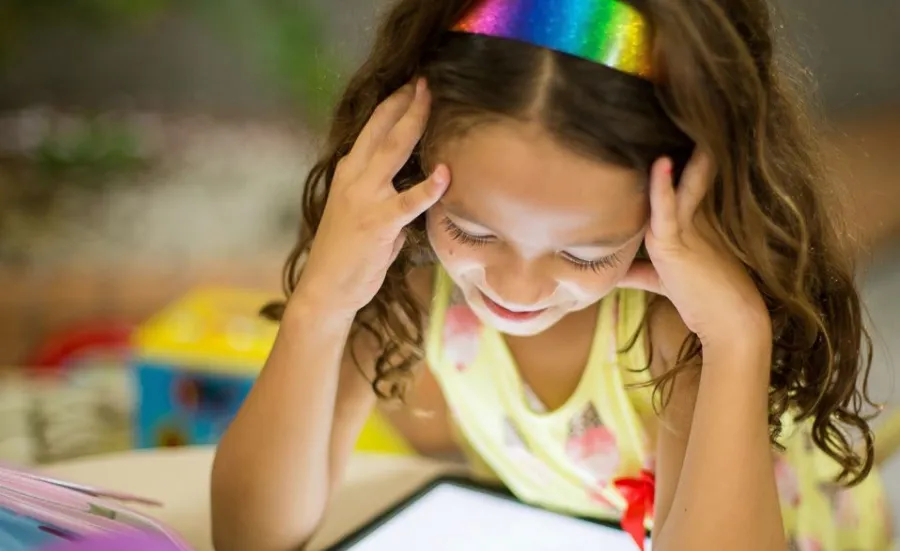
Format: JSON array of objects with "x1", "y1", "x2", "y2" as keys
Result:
[{"x1": 479, "y1": 292, "x2": 547, "y2": 322}]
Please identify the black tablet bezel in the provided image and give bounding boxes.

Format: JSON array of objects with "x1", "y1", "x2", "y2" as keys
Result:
[{"x1": 325, "y1": 474, "x2": 633, "y2": 550}]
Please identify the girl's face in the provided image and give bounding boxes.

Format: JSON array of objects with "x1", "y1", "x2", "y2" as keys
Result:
[{"x1": 427, "y1": 121, "x2": 649, "y2": 337}]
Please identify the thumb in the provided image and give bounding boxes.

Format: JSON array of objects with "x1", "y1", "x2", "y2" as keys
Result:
[{"x1": 617, "y1": 260, "x2": 664, "y2": 295}]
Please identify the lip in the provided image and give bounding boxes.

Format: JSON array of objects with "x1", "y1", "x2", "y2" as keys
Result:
[{"x1": 479, "y1": 292, "x2": 547, "y2": 322}]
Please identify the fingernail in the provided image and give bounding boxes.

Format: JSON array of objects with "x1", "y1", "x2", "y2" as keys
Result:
[
  {"x1": 664, "y1": 159, "x2": 673, "y2": 175},
  {"x1": 416, "y1": 78, "x2": 426, "y2": 96}
]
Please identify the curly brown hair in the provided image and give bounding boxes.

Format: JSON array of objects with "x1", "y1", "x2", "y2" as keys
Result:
[{"x1": 265, "y1": 0, "x2": 876, "y2": 484}]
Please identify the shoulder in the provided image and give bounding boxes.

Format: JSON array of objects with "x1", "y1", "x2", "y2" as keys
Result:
[
  {"x1": 646, "y1": 296, "x2": 696, "y2": 379},
  {"x1": 406, "y1": 265, "x2": 437, "y2": 312},
  {"x1": 645, "y1": 296, "x2": 701, "y2": 433},
  {"x1": 348, "y1": 265, "x2": 436, "y2": 361}
]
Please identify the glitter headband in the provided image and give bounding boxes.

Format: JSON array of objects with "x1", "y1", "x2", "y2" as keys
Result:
[{"x1": 451, "y1": 0, "x2": 654, "y2": 80}]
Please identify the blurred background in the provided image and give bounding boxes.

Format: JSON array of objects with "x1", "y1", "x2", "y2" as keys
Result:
[{"x1": 0, "y1": 0, "x2": 896, "y2": 466}]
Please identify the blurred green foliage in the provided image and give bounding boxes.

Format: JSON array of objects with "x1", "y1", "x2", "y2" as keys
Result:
[
  {"x1": 34, "y1": 117, "x2": 147, "y2": 182},
  {"x1": 0, "y1": 0, "x2": 172, "y2": 57},
  {"x1": 0, "y1": 0, "x2": 173, "y2": 29},
  {"x1": 0, "y1": 0, "x2": 342, "y2": 123},
  {"x1": 0, "y1": 1, "x2": 343, "y2": 178},
  {"x1": 195, "y1": 0, "x2": 343, "y2": 124}
]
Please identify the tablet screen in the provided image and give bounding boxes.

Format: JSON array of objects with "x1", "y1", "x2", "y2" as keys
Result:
[{"x1": 340, "y1": 481, "x2": 651, "y2": 550}]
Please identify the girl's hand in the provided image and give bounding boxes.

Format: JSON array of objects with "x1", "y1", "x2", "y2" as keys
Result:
[
  {"x1": 295, "y1": 79, "x2": 450, "y2": 317},
  {"x1": 618, "y1": 151, "x2": 770, "y2": 351}
]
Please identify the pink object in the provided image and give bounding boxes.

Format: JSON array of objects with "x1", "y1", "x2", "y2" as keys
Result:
[
  {"x1": 40, "y1": 531, "x2": 187, "y2": 551},
  {"x1": 795, "y1": 537, "x2": 822, "y2": 551},
  {"x1": 566, "y1": 410, "x2": 621, "y2": 481},
  {"x1": 0, "y1": 464, "x2": 191, "y2": 550},
  {"x1": 443, "y1": 304, "x2": 482, "y2": 371},
  {"x1": 773, "y1": 456, "x2": 801, "y2": 507}
]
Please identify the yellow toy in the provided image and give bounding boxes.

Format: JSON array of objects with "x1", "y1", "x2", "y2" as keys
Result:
[
  {"x1": 356, "y1": 408, "x2": 414, "y2": 455},
  {"x1": 132, "y1": 287, "x2": 412, "y2": 455}
]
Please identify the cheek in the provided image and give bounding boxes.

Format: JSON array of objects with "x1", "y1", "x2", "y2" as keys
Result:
[{"x1": 561, "y1": 272, "x2": 618, "y2": 303}]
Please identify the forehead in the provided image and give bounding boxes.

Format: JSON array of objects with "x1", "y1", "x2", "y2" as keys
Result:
[{"x1": 434, "y1": 121, "x2": 647, "y2": 240}]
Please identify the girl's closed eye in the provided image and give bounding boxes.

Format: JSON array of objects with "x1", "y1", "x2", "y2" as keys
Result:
[
  {"x1": 441, "y1": 216, "x2": 621, "y2": 272},
  {"x1": 561, "y1": 251, "x2": 621, "y2": 273},
  {"x1": 441, "y1": 216, "x2": 493, "y2": 246}
]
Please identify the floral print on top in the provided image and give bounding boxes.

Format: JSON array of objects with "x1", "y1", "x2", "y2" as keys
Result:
[
  {"x1": 775, "y1": 456, "x2": 802, "y2": 508},
  {"x1": 442, "y1": 291, "x2": 481, "y2": 371},
  {"x1": 566, "y1": 403, "x2": 621, "y2": 485},
  {"x1": 424, "y1": 267, "x2": 893, "y2": 550}
]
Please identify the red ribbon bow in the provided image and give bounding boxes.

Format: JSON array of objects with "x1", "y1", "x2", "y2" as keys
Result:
[{"x1": 613, "y1": 469, "x2": 655, "y2": 551}]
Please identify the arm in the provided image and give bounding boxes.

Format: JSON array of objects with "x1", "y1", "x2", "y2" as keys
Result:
[
  {"x1": 375, "y1": 266, "x2": 460, "y2": 458},
  {"x1": 210, "y1": 298, "x2": 378, "y2": 551},
  {"x1": 619, "y1": 153, "x2": 785, "y2": 551},
  {"x1": 379, "y1": 368, "x2": 460, "y2": 458},
  {"x1": 211, "y1": 81, "x2": 449, "y2": 551},
  {"x1": 210, "y1": 266, "x2": 450, "y2": 551},
  {"x1": 649, "y1": 300, "x2": 784, "y2": 551}
]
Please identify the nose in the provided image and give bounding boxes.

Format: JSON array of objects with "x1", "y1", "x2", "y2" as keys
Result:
[{"x1": 484, "y1": 254, "x2": 555, "y2": 308}]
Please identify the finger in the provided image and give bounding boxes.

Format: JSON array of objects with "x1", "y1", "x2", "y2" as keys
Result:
[
  {"x1": 616, "y1": 260, "x2": 664, "y2": 295},
  {"x1": 649, "y1": 158, "x2": 680, "y2": 242},
  {"x1": 388, "y1": 164, "x2": 450, "y2": 228},
  {"x1": 366, "y1": 78, "x2": 432, "y2": 185},
  {"x1": 676, "y1": 149, "x2": 715, "y2": 225},
  {"x1": 344, "y1": 82, "x2": 417, "y2": 174}
]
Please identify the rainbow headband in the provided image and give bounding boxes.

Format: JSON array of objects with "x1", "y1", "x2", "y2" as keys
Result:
[{"x1": 451, "y1": 0, "x2": 654, "y2": 80}]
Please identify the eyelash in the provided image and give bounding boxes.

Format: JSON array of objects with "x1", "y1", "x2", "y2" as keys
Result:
[
  {"x1": 441, "y1": 217, "x2": 491, "y2": 247},
  {"x1": 562, "y1": 252, "x2": 622, "y2": 273},
  {"x1": 441, "y1": 217, "x2": 621, "y2": 273}
]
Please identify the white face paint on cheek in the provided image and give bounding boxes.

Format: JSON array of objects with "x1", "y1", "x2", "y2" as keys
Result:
[
  {"x1": 555, "y1": 267, "x2": 627, "y2": 311},
  {"x1": 555, "y1": 279, "x2": 599, "y2": 309}
]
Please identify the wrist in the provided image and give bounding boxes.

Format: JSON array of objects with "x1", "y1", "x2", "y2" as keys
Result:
[
  {"x1": 283, "y1": 288, "x2": 357, "y2": 332},
  {"x1": 290, "y1": 276, "x2": 359, "y2": 320},
  {"x1": 701, "y1": 333, "x2": 772, "y2": 373},
  {"x1": 700, "y1": 308, "x2": 772, "y2": 355}
]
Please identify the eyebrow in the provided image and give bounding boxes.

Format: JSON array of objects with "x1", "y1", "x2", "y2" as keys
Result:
[{"x1": 441, "y1": 202, "x2": 642, "y2": 249}]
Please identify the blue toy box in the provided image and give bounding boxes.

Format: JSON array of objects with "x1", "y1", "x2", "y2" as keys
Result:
[
  {"x1": 132, "y1": 287, "x2": 415, "y2": 454},
  {"x1": 132, "y1": 288, "x2": 278, "y2": 449}
]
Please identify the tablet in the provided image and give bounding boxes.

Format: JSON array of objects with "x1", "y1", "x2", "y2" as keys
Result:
[{"x1": 328, "y1": 475, "x2": 651, "y2": 550}]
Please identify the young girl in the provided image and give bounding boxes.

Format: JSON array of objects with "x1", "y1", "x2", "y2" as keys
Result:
[{"x1": 211, "y1": 0, "x2": 892, "y2": 549}]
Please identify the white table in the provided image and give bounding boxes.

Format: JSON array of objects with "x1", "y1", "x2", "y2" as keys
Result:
[{"x1": 41, "y1": 447, "x2": 453, "y2": 550}]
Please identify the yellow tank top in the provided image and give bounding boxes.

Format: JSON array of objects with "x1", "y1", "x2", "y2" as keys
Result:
[{"x1": 425, "y1": 267, "x2": 893, "y2": 550}]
